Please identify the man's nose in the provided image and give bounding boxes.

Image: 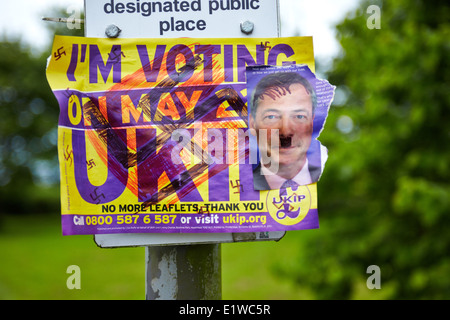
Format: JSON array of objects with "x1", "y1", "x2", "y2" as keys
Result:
[{"x1": 279, "y1": 116, "x2": 294, "y2": 136}]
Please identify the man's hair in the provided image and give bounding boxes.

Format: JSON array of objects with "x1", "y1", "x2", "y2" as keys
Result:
[{"x1": 250, "y1": 72, "x2": 317, "y2": 118}]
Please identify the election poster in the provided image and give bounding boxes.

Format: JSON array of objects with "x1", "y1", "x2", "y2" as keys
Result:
[{"x1": 46, "y1": 35, "x2": 334, "y2": 235}]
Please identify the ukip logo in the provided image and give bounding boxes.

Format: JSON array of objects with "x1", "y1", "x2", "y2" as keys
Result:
[{"x1": 266, "y1": 184, "x2": 311, "y2": 226}]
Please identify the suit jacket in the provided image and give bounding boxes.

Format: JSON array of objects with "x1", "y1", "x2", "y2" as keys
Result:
[{"x1": 252, "y1": 161, "x2": 321, "y2": 191}]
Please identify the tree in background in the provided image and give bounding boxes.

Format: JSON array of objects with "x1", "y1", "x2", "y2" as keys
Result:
[
  {"x1": 0, "y1": 7, "x2": 83, "y2": 215},
  {"x1": 277, "y1": 0, "x2": 449, "y2": 299}
]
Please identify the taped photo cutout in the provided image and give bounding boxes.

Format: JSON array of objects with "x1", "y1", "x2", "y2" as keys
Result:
[{"x1": 246, "y1": 64, "x2": 335, "y2": 191}]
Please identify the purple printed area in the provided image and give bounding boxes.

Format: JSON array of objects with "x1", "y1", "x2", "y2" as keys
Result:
[
  {"x1": 72, "y1": 128, "x2": 129, "y2": 204},
  {"x1": 55, "y1": 84, "x2": 248, "y2": 129},
  {"x1": 61, "y1": 208, "x2": 319, "y2": 235},
  {"x1": 57, "y1": 84, "x2": 251, "y2": 206}
]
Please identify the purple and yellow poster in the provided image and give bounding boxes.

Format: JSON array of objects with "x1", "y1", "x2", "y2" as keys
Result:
[{"x1": 46, "y1": 35, "x2": 334, "y2": 235}]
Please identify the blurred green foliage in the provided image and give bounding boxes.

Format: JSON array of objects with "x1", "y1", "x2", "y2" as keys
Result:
[
  {"x1": 0, "y1": 7, "x2": 83, "y2": 215},
  {"x1": 276, "y1": 0, "x2": 449, "y2": 299},
  {"x1": 0, "y1": 39, "x2": 59, "y2": 213}
]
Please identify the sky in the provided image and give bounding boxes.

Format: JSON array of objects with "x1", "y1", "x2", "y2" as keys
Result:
[{"x1": 0, "y1": 0, "x2": 360, "y2": 63}]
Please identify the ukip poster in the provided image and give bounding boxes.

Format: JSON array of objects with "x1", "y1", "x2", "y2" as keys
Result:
[{"x1": 46, "y1": 35, "x2": 335, "y2": 235}]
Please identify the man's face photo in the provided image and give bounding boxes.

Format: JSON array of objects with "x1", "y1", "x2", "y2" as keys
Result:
[{"x1": 250, "y1": 82, "x2": 314, "y2": 178}]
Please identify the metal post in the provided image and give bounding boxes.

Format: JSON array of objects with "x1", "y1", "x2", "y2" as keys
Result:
[{"x1": 145, "y1": 244, "x2": 221, "y2": 300}]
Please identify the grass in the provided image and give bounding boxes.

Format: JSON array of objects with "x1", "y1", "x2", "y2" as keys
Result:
[
  {"x1": 0, "y1": 213, "x2": 311, "y2": 300},
  {"x1": 222, "y1": 236, "x2": 312, "y2": 300}
]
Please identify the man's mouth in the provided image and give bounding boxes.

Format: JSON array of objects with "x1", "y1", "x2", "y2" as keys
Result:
[{"x1": 280, "y1": 136, "x2": 292, "y2": 148}]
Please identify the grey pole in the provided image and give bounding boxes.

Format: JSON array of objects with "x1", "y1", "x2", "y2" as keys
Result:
[{"x1": 145, "y1": 244, "x2": 222, "y2": 300}]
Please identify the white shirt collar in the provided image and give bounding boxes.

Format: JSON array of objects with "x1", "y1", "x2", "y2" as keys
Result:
[{"x1": 260, "y1": 159, "x2": 312, "y2": 189}]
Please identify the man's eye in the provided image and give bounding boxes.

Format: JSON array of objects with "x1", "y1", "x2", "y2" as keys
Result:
[
  {"x1": 295, "y1": 115, "x2": 306, "y2": 120},
  {"x1": 263, "y1": 114, "x2": 277, "y2": 121}
]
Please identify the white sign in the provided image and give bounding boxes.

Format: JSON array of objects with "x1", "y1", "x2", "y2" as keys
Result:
[
  {"x1": 84, "y1": 0, "x2": 284, "y2": 246},
  {"x1": 85, "y1": 0, "x2": 279, "y2": 38}
]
